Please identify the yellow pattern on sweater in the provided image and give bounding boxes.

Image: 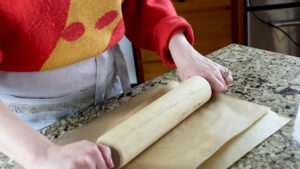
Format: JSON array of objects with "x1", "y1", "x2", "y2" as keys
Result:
[{"x1": 41, "y1": 0, "x2": 122, "y2": 70}]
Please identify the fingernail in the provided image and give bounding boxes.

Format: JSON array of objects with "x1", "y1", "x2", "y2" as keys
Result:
[{"x1": 109, "y1": 156, "x2": 114, "y2": 168}]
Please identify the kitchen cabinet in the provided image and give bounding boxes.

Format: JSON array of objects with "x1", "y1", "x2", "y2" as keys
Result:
[{"x1": 137, "y1": 0, "x2": 245, "y2": 82}]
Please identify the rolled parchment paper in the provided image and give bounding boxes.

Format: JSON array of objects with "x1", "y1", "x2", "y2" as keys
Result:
[{"x1": 97, "y1": 76, "x2": 212, "y2": 168}]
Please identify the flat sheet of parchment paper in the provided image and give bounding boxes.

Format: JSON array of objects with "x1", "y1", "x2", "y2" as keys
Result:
[
  {"x1": 13, "y1": 82, "x2": 290, "y2": 169},
  {"x1": 198, "y1": 109, "x2": 290, "y2": 169}
]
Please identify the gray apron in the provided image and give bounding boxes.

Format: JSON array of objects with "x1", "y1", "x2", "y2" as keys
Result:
[{"x1": 0, "y1": 44, "x2": 130, "y2": 130}]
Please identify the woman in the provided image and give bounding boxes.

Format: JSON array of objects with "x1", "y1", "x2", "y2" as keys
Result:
[{"x1": 0, "y1": 0, "x2": 233, "y2": 168}]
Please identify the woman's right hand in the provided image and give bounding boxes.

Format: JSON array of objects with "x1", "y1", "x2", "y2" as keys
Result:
[
  {"x1": 28, "y1": 141, "x2": 114, "y2": 169},
  {"x1": 0, "y1": 100, "x2": 113, "y2": 169}
]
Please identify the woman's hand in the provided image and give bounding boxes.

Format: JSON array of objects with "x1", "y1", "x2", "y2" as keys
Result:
[
  {"x1": 29, "y1": 141, "x2": 114, "y2": 169},
  {"x1": 169, "y1": 33, "x2": 233, "y2": 93},
  {"x1": 0, "y1": 100, "x2": 114, "y2": 169}
]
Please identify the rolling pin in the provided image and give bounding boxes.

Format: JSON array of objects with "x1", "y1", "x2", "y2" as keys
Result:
[{"x1": 97, "y1": 76, "x2": 212, "y2": 168}]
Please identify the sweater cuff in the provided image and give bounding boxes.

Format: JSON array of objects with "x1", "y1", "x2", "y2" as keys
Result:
[{"x1": 153, "y1": 16, "x2": 194, "y2": 68}]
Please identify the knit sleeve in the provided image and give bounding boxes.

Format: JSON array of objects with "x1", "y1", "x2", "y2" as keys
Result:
[{"x1": 122, "y1": 0, "x2": 194, "y2": 67}]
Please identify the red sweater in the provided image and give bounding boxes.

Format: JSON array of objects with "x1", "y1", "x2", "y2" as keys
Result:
[{"x1": 0, "y1": 0, "x2": 193, "y2": 72}]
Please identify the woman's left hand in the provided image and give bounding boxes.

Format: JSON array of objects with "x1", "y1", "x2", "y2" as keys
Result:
[{"x1": 169, "y1": 33, "x2": 233, "y2": 93}]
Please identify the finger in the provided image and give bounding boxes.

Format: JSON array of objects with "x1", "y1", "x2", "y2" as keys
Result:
[
  {"x1": 98, "y1": 144, "x2": 114, "y2": 169},
  {"x1": 214, "y1": 70, "x2": 227, "y2": 90},
  {"x1": 219, "y1": 66, "x2": 233, "y2": 86},
  {"x1": 81, "y1": 141, "x2": 108, "y2": 169},
  {"x1": 94, "y1": 148, "x2": 109, "y2": 169},
  {"x1": 225, "y1": 74, "x2": 233, "y2": 86},
  {"x1": 209, "y1": 76, "x2": 227, "y2": 93},
  {"x1": 84, "y1": 155, "x2": 98, "y2": 169}
]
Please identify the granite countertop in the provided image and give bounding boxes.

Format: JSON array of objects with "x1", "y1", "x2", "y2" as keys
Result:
[{"x1": 1, "y1": 44, "x2": 300, "y2": 169}]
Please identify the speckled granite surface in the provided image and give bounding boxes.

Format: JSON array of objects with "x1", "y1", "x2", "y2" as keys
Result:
[{"x1": 0, "y1": 44, "x2": 299, "y2": 169}]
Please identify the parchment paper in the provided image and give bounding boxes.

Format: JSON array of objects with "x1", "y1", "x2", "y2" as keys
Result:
[
  {"x1": 13, "y1": 82, "x2": 289, "y2": 169},
  {"x1": 123, "y1": 94, "x2": 267, "y2": 169},
  {"x1": 198, "y1": 110, "x2": 290, "y2": 169}
]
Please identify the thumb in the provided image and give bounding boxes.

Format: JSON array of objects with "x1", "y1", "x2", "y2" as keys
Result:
[{"x1": 98, "y1": 144, "x2": 114, "y2": 169}]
